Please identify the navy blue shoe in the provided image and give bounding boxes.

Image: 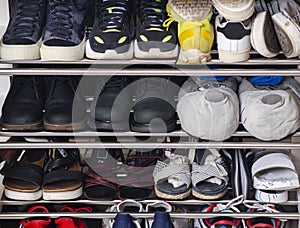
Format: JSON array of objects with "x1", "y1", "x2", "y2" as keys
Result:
[
  {"x1": 1, "y1": 0, "x2": 46, "y2": 60},
  {"x1": 41, "y1": 0, "x2": 90, "y2": 60},
  {"x1": 151, "y1": 212, "x2": 174, "y2": 228},
  {"x1": 112, "y1": 214, "x2": 140, "y2": 228}
]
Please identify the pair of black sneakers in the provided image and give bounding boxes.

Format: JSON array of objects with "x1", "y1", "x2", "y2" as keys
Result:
[
  {"x1": 86, "y1": 0, "x2": 178, "y2": 60},
  {"x1": 89, "y1": 76, "x2": 182, "y2": 133}
]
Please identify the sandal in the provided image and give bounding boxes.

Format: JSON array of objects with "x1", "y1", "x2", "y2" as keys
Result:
[
  {"x1": 84, "y1": 148, "x2": 124, "y2": 200},
  {"x1": 153, "y1": 150, "x2": 191, "y2": 200},
  {"x1": 43, "y1": 148, "x2": 83, "y2": 200},
  {"x1": 118, "y1": 149, "x2": 163, "y2": 200},
  {"x1": 3, "y1": 149, "x2": 48, "y2": 200},
  {"x1": 191, "y1": 149, "x2": 230, "y2": 200}
]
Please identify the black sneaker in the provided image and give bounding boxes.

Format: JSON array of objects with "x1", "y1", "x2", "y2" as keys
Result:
[
  {"x1": 40, "y1": 0, "x2": 90, "y2": 61},
  {"x1": 89, "y1": 76, "x2": 133, "y2": 131},
  {"x1": 86, "y1": 0, "x2": 134, "y2": 60},
  {"x1": 1, "y1": 0, "x2": 46, "y2": 60},
  {"x1": 134, "y1": 0, "x2": 178, "y2": 59}
]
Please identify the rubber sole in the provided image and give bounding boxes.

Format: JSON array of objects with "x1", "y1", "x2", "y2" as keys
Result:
[
  {"x1": 178, "y1": 49, "x2": 211, "y2": 64},
  {"x1": 44, "y1": 119, "x2": 87, "y2": 131},
  {"x1": 5, "y1": 188, "x2": 42, "y2": 201},
  {"x1": 130, "y1": 116, "x2": 177, "y2": 133},
  {"x1": 40, "y1": 37, "x2": 86, "y2": 61},
  {"x1": 218, "y1": 47, "x2": 251, "y2": 63},
  {"x1": 88, "y1": 118, "x2": 129, "y2": 132},
  {"x1": 43, "y1": 186, "x2": 83, "y2": 200},
  {"x1": 155, "y1": 186, "x2": 191, "y2": 200},
  {"x1": 0, "y1": 120, "x2": 43, "y2": 131},
  {"x1": 0, "y1": 37, "x2": 42, "y2": 60},
  {"x1": 192, "y1": 188, "x2": 227, "y2": 200},
  {"x1": 134, "y1": 40, "x2": 178, "y2": 59},
  {"x1": 212, "y1": 0, "x2": 254, "y2": 21},
  {"x1": 86, "y1": 40, "x2": 134, "y2": 60}
]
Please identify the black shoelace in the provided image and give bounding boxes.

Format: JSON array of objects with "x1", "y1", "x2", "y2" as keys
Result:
[
  {"x1": 98, "y1": 0, "x2": 130, "y2": 32},
  {"x1": 11, "y1": 0, "x2": 40, "y2": 38},
  {"x1": 48, "y1": 0, "x2": 75, "y2": 39},
  {"x1": 139, "y1": 0, "x2": 167, "y2": 30}
]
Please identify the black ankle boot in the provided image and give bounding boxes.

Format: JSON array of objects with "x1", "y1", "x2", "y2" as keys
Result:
[
  {"x1": 0, "y1": 76, "x2": 45, "y2": 130},
  {"x1": 44, "y1": 76, "x2": 86, "y2": 131}
]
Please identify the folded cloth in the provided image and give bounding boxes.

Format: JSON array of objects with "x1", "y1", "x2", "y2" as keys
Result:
[{"x1": 251, "y1": 76, "x2": 283, "y2": 86}]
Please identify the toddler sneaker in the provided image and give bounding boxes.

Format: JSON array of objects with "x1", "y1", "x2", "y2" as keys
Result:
[{"x1": 19, "y1": 205, "x2": 51, "y2": 228}]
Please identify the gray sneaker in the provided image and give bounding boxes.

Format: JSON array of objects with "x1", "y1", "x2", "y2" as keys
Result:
[{"x1": 267, "y1": 0, "x2": 300, "y2": 58}]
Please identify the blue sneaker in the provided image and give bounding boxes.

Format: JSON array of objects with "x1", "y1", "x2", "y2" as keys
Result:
[
  {"x1": 41, "y1": 0, "x2": 90, "y2": 61},
  {"x1": 1, "y1": 0, "x2": 46, "y2": 60},
  {"x1": 112, "y1": 214, "x2": 141, "y2": 228},
  {"x1": 151, "y1": 212, "x2": 174, "y2": 228},
  {"x1": 86, "y1": 0, "x2": 134, "y2": 60}
]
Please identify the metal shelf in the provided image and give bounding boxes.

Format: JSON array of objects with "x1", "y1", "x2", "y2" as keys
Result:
[{"x1": 0, "y1": 68, "x2": 299, "y2": 76}]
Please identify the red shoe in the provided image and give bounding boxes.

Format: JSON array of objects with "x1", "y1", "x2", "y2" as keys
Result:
[
  {"x1": 19, "y1": 205, "x2": 51, "y2": 228},
  {"x1": 55, "y1": 206, "x2": 92, "y2": 228}
]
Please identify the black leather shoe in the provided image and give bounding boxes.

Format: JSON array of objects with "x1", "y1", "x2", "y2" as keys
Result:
[
  {"x1": 44, "y1": 76, "x2": 86, "y2": 131},
  {"x1": 0, "y1": 76, "x2": 45, "y2": 130},
  {"x1": 130, "y1": 77, "x2": 178, "y2": 133},
  {"x1": 89, "y1": 76, "x2": 132, "y2": 131}
]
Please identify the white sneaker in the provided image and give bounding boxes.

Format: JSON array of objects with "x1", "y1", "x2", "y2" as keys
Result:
[{"x1": 215, "y1": 15, "x2": 251, "y2": 63}]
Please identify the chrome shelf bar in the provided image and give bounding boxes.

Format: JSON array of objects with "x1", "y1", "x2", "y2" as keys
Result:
[
  {"x1": 0, "y1": 68, "x2": 298, "y2": 76},
  {"x1": 0, "y1": 212, "x2": 298, "y2": 220},
  {"x1": 0, "y1": 142, "x2": 300, "y2": 149}
]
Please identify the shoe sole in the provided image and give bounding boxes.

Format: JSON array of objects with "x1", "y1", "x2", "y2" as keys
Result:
[
  {"x1": 192, "y1": 189, "x2": 227, "y2": 200},
  {"x1": 219, "y1": 47, "x2": 251, "y2": 63},
  {"x1": 251, "y1": 11, "x2": 279, "y2": 58},
  {"x1": 0, "y1": 120, "x2": 43, "y2": 131},
  {"x1": 40, "y1": 36, "x2": 86, "y2": 61},
  {"x1": 86, "y1": 40, "x2": 134, "y2": 60},
  {"x1": 0, "y1": 37, "x2": 42, "y2": 60},
  {"x1": 178, "y1": 49, "x2": 211, "y2": 64},
  {"x1": 272, "y1": 13, "x2": 300, "y2": 58},
  {"x1": 88, "y1": 118, "x2": 130, "y2": 132},
  {"x1": 5, "y1": 188, "x2": 42, "y2": 200},
  {"x1": 44, "y1": 119, "x2": 86, "y2": 131},
  {"x1": 43, "y1": 186, "x2": 83, "y2": 200},
  {"x1": 155, "y1": 186, "x2": 191, "y2": 200},
  {"x1": 212, "y1": 0, "x2": 254, "y2": 21},
  {"x1": 130, "y1": 116, "x2": 177, "y2": 133},
  {"x1": 134, "y1": 40, "x2": 179, "y2": 59}
]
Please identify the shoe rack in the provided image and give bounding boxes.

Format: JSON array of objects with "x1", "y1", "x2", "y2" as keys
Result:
[{"x1": 0, "y1": 1, "x2": 300, "y2": 227}]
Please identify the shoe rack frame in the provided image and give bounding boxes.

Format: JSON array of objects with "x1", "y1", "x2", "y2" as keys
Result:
[{"x1": 1, "y1": 3, "x2": 300, "y2": 225}]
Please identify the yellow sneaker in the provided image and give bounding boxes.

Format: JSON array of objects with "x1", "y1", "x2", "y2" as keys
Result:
[{"x1": 164, "y1": 1, "x2": 214, "y2": 63}]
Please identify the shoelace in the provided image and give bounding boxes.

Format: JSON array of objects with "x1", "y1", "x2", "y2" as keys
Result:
[
  {"x1": 98, "y1": 0, "x2": 130, "y2": 32},
  {"x1": 11, "y1": 0, "x2": 40, "y2": 38},
  {"x1": 48, "y1": 0, "x2": 75, "y2": 39},
  {"x1": 139, "y1": 0, "x2": 168, "y2": 31}
]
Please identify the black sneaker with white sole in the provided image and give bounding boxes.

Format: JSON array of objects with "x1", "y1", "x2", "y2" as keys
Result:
[
  {"x1": 41, "y1": 0, "x2": 90, "y2": 61},
  {"x1": 134, "y1": 0, "x2": 178, "y2": 59},
  {"x1": 86, "y1": 0, "x2": 134, "y2": 60},
  {"x1": 1, "y1": 0, "x2": 46, "y2": 60}
]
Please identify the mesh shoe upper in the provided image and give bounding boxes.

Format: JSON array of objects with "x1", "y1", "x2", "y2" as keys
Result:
[
  {"x1": 43, "y1": 0, "x2": 88, "y2": 47},
  {"x1": 89, "y1": 0, "x2": 134, "y2": 53},
  {"x1": 135, "y1": 0, "x2": 178, "y2": 52},
  {"x1": 3, "y1": 0, "x2": 46, "y2": 45}
]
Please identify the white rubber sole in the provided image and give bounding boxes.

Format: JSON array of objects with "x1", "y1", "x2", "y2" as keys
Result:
[
  {"x1": 251, "y1": 11, "x2": 279, "y2": 58},
  {"x1": 255, "y1": 189, "x2": 288, "y2": 203},
  {"x1": 43, "y1": 186, "x2": 83, "y2": 200},
  {"x1": 272, "y1": 13, "x2": 300, "y2": 58},
  {"x1": 219, "y1": 47, "x2": 250, "y2": 63},
  {"x1": 40, "y1": 36, "x2": 86, "y2": 61},
  {"x1": 212, "y1": 0, "x2": 254, "y2": 21},
  {"x1": 134, "y1": 40, "x2": 178, "y2": 59},
  {"x1": 85, "y1": 39, "x2": 134, "y2": 60},
  {"x1": 5, "y1": 188, "x2": 42, "y2": 201},
  {"x1": 178, "y1": 48, "x2": 211, "y2": 64},
  {"x1": 0, "y1": 37, "x2": 42, "y2": 60}
]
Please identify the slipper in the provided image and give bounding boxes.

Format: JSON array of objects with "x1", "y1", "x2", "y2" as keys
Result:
[
  {"x1": 118, "y1": 149, "x2": 163, "y2": 200},
  {"x1": 153, "y1": 151, "x2": 191, "y2": 200},
  {"x1": 191, "y1": 149, "x2": 230, "y2": 200},
  {"x1": 84, "y1": 148, "x2": 124, "y2": 200},
  {"x1": 3, "y1": 149, "x2": 48, "y2": 200},
  {"x1": 43, "y1": 149, "x2": 83, "y2": 200},
  {"x1": 252, "y1": 150, "x2": 299, "y2": 191}
]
